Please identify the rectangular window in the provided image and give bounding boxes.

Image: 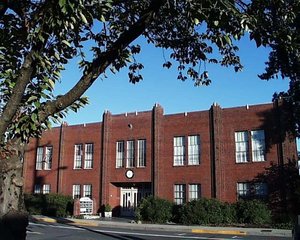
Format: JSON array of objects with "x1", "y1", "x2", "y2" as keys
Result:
[
  {"x1": 251, "y1": 130, "x2": 265, "y2": 162},
  {"x1": 83, "y1": 184, "x2": 92, "y2": 199},
  {"x1": 235, "y1": 131, "x2": 249, "y2": 163},
  {"x1": 36, "y1": 147, "x2": 43, "y2": 170},
  {"x1": 116, "y1": 141, "x2": 124, "y2": 168},
  {"x1": 84, "y1": 143, "x2": 94, "y2": 169},
  {"x1": 237, "y1": 182, "x2": 250, "y2": 199},
  {"x1": 188, "y1": 135, "x2": 200, "y2": 165},
  {"x1": 74, "y1": 144, "x2": 83, "y2": 169},
  {"x1": 189, "y1": 184, "x2": 201, "y2": 201},
  {"x1": 72, "y1": 184, "x2": 81, "y2": 199},
  {"x1": 174, "y1": 136, "x2": 185, "y2": 166},
  {"x1": 254, "y1": 182, "x2": 268, "y2": 197},
  {"x1": 34, "y1": 184, "x2": 42, "y2": 194},
  {"x1": 43, "y1": 184, "x2": 51, "y2": 194},
  {"x1": 44, "y1": 146, "x2": 53, "y2": 170},
  {"x1": 137, "y1": 139, "x2": 146, "y2": 167},
  {"x1": 126, "y1": 140, "x2": 135, "y2": 168},
  {"x1": 174, "y1": 184, "x2": 186, "y2": 205}
]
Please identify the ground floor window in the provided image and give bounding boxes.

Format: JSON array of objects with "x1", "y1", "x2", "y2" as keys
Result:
[{"x1": 174, "y1": 184, "x2": 186, "y2": 205}]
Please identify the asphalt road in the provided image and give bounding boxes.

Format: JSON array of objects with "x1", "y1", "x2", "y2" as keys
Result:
[{"x1": 27, "y1": 222, "x2": 292, "y2": 240}]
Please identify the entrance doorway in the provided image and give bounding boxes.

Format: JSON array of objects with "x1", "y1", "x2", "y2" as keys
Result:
[{"x1": 120, "y1": 186, "x2": 151, "y2": 217}]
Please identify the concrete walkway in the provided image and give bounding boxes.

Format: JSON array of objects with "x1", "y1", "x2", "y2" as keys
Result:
[{"x1": 30, "y1": 215, "x2": 292, "y2": 238}]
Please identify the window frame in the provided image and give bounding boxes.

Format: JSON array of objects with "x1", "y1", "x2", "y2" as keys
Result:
[
  {"x1": 137, "y1": 139, "x2": 146, "y2": 167},
  {"x1": 188, "y1": 135, "x2": 200, "y2": 165},
  {"x1": 116, "y1": 141, "x2": 125, "y2": 168},
  {"x1": 72, "y1": 184, "x2": 81, "y2": 199},
  {"x1": 126, "y1": 140, "x2": 135, "y2": 168},
  {"x1": 83, "y1": 184, "x2": 92, "y2": 199},
  {"x1": 188, "y1": 184, "x2": 201, "y2": 201},
  {"x1": 174, "y1": 184, "x2": 186, "y2": 205},
  {"x1": 84, "y1": 143, "x2": 94, "y2": 169},
  {"x1": 251, "y1": 130, "x2": 266, "y2": 162},
  {"x1": 173, "y1": 136, "x2": 185, "y2": 166},
  {"x1": 74, "y1": 144, "x2": 83, "y2": 169}
]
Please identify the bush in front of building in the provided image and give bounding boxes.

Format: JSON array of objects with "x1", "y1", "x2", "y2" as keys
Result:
[
  {"x1": 178, "y1": 198, "x2": 236, "y2": 225},
  {"x1": 24, "y1": 193, "x2": 73, "y2": 217},
  {"x1": 236, "y1": 199, "x2": 271, "y2": 225},
  {"x1": 135, "y1": 196, "x2": 173, "y2": 224}
]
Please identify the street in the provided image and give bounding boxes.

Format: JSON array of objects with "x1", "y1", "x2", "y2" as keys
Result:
[{"x1": 27, "y1": 222, "x2": 291, "y2": 240}]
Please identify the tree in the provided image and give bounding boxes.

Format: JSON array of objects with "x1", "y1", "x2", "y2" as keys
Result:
[{"x1": 0, "y1": 0, "x2": 299, "y2": 239}]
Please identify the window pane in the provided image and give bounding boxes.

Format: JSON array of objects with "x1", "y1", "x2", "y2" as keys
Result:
[
  {"x1": 43, "y1": 184, "x2": 51, "y2": 194},
  {"x1": 116, "y1": 141, "x2": 124, "y2": 168},
  {"x1": 44, "y1": 146, "x2": 53, "y2": 170},
  {"x1": 254, "y1": 182, "x2": 268, "y2": 197},
  {"x1": 74, "y1": 144, "x2": 83, "y2": 169},
  {"x1": 189, "y1": 184, "x2": 201, "y2": 201},
  {"x1": 188, "y1": 135, "x2": 200, "y2": 165},
  {"x1": 174, "y1": 184, "x2": 186, "y2": 205},
  {"x1": 126, "y1": 140, "x2": 135, "y2": 168},
  {"x1": 137, "y1": 139, "x2": 146, "y2": 167},
  {"x1": 36, "y1": 147, "x2": 43, "y2": 170},
  {"x1": 174, "y1": 137, "x2": 185, "y2": 166},
  {"x1": 83, "y1": 184, "x2": 92, "y2": 199},
  {"x1": 84, "y1": 143, "x2": 94, "y2": 169},
  {"x1": 235, "y1": 131, "x2": 249, "y2": 163},
  {"x1": 34, "y1": 184, "x2": 41, "y2": 194},
  {"x1": 251, "y1": 130, "x2": 265, "y2": 162},
  {"x1": 72, "y1": 185, "x2": 81, "y2": 199},
  {"x1": 237, "y1": 182, "x2": 250, "y2": 199}
]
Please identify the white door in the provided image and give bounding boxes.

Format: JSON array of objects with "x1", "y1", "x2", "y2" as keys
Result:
[{"x1": 120, "y1": 187, "x2": 138, "y2": 217}]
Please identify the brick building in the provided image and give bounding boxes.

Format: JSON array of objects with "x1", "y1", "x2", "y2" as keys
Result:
[{"x1": 23, "y1": 102, "x2": 298, "y2": 216}]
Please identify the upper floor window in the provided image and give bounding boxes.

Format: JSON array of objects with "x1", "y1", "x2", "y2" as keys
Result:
[
  {"x1": 174, "y1": 136, "x2": 185, "y2": 166},
  {"x1": 126, "y1": 140, "x2": 135, "y2": 168},
  {"x1": 84, "y1": 143, "x2": 94, "y2": 169},
  {"x1": 116, "y1": 141, "x2": 125, "y2": 168},
  {"x1": 35, "y1": 146, "x2": 53, "y2": 170},
  {"x1": 188, "y1": 135, "x2": 200, "y2": 165},
  {"x1": 137, "y1": 139, "x2": 146, "y2": 167},
  {"x1": 74, "y1": 144, "x2": 83, "y2": 169},
  {"x1": 251, "y1": 130, "x2": 265, "y2": 162},
  {"x1": 235, "y1": 130, "x2": 265, "y2": 163},
  {"x1": 74, "y1": 143, "x2": 94, "y2": 169}
]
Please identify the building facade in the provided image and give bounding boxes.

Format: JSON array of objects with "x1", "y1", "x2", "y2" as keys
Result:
[{"x1": 23, "y1": 102, "x2": 298, "y2": 216}]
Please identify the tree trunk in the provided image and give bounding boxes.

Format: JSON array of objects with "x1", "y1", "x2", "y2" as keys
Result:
[{"x1": 0, "y1": 141, "x2": 28, "y2": 240}]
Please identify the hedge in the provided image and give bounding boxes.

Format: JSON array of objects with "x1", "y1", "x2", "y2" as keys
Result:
[{"x1": 24, "y1": 193, "x2": 73, "y2": 217}]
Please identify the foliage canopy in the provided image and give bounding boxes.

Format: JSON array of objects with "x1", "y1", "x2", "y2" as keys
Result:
[{"x1": 0, "y1": 0, "x2": 299, "y2": 145}]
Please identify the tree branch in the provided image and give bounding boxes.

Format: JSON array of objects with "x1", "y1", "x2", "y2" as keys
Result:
[{"x1": 39, "y1": 0, "x2": 166, "y2": 122}]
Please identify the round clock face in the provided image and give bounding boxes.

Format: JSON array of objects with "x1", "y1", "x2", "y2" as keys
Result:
[{"x1": 125, "y1": 170, "x2": 134, "y2": 179}]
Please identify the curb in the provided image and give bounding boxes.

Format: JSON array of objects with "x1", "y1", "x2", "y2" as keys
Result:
[
  {"x1": 192, "y1": 229, "x2": 247, "y2": 236},
  {"x1": 31, "y1": 216, "x2": 99, "y2": 227}
]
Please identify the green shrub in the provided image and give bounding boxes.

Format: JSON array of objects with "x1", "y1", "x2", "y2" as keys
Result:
[
  {"x1": 24, "y1": 193, "x2": 73, "y2": 217},
  {"x1": 136, "y1": 196, "x2": 173, "y2": 224},
  {"x1": 236, "y1": 200, "x2": 271, "y2": 225},
  {"x1": 179, "y1": 198, "x2": 232, "y2": 225}
]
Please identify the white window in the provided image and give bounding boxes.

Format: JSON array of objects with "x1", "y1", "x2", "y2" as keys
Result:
[
  {"x1": 72, "y1": 184, "x2": 81, "y2": 199},
  {"x1": 251, "y1": 130, "x2": 265, "y2": 162},
  {"x1": 74, "y1": 144, "x2": 83, "y2": 169},
  {"x1": 237, "y1": 182, "x2": 250, "y2": 199},
  {"x1": 126, "y1": 140, "x2": 135, "y2": 168},
  {"x1": 137, "y1": 139, "x2": 146, "y2": 167},
  {"x1": 174, "y1": 184, "x2": 186, "y2": 205},
  {"x1": 43, "y1": 184, "x2": 51, "y2": 194},
  {"x1": 84, "y1": 143, "x2": 94, "y2": 169},
  {"x1": 188, "y1": 135, "x2": 200, "y2": 165},
  {"x1": 34, "y1": 184, "x2": 42, "y2": 194},
  {"x1": 44, "y1": 146, "x2": 53, "y2": 170},
  {"x1": 174, "y1": 136, "x2": 185, "y2": 166},
  {"x1": 36, "y1": 147, "x2": 43, "y2": 170},
  {"x1": 116, "y1": 141, "x2": 124, "y2": 168},
  {"x1": 83, "y1": 184, "x2": 92, "y2": 199},
  {"x1": 235, "y1": 131, "x2": 249, "y2": 163},
  {"x1": 189, "y1": 184, "x2": 201, "y2": 201}
]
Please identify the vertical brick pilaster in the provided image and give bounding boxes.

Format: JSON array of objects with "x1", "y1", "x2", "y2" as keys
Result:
[
  {"x1": 101, "y1": 110, "x2": 112, "y2": 206},
  {"x1": 209, "y1": 103, "x2": 224, "y2": 200},
  {"x1": 152, "y1": 104, "x2": 164, "y2": 196}
]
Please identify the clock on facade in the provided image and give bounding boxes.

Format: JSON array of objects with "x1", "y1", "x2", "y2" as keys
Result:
[{"x1": 125, "y1": 169, "x2": 134, "y2": 179}]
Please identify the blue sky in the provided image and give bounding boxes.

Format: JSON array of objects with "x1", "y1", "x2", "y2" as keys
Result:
[{"x1": 55, "y1": 35, "x2": 289, "y2": 125}]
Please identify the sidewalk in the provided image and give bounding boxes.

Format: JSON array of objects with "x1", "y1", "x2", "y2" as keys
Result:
[{"x1": 30, "y1": 215, "x2": 292, "y2": 238}]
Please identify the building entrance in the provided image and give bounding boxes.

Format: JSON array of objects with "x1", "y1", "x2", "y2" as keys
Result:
[{"x1": 120, "y1": 186, "x2": 151, "y2": 217}]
